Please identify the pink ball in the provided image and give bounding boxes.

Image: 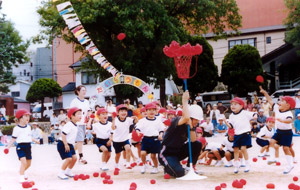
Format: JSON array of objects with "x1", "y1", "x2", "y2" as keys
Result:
[
  {"x1": 266, "y1": 183, "x2": 275, "y2": 189},
  {"x1": 150, "y1": 179, "x2": 156, "y2": 184},
  {"x1": 288, "y1": 183, "x2": 295, "y2": 189},
  {"x1": 114, "y1": 170, "x2": 119, "y2": 175},
  {"x1": 100, "y1": 172, "x2": 107, "y2": 178},
  {"x1": 85, "y1": 175, "x2": 90, "y2": 179},
  {"x1": 78, "y1": 174, "x2": 84, "y2": 179},
  {"x1": 263, "y1": 157, "x2": 267, "y2": 160},
  {"x1": 74, "y1": 175, "x2": 79, "y2": 181},
  {"x1": 276, "y1": 162, "x2": 281, "y2": 166},
  {"x1": 22, "y1": 182, "x2": 32, "y2": 188},
  {"x1": 103, "y1": 179, "x2": 108, "y2": 184},
  {"x1": 4, "y1": 148, "x2": 9, "y2": 154}
]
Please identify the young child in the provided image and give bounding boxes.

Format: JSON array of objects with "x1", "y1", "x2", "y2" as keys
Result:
[
  {"x1": 260, "y1": 86, "x2": 295, "y2": 174},
  {"x1": 6, "y1": 109, "x2": 39, "y2": 183},
  {"x1": 256, "y1": 117, "x2": 279, "y2": 158},
  {"x1": 57, "y1": 107, "x2": 82, "y2": 180},
  {"x1": 251, "y1": 122, "x2": 260, "y2": 138},
  {"x1": 216, "y1": 118, "x2": 227, "y2": 134},
  {"x1": 112, "y1": 104, "x2": 137, "y2": 169},
  {"x1": 224, "y1": 97, "x2": 257, "y2": 173},
  {"x1": 135, "y1": 103, "x2": 165, "y2": 174},
  {"x1": 92, "y1": 108, "x2": 112, "y2": 171}
]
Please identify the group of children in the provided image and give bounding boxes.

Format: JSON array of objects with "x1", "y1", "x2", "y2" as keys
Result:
[{"x1": 4, "y1": 85, "x2": 297, "y2": 183}]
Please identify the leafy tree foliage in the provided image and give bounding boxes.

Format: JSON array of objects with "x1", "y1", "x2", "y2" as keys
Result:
[
  {"x1": 285, "y1": 0, "x2": 300, "y2": 53},
  {"x1": 220, "y1": 45, "x2": 265, "y2": 97},
  {"x1": 26, "y1": 78, "x2": 62, "y2": 118}
]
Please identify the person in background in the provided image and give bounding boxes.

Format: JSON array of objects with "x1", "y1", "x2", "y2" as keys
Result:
[
  {"x1": 294, "y1": 113, "x2": 300, "y2": 134},
  {"x1": 257, "y1": 109, "x2": 267, "y2": 128},
  {"x1": 31, "y1": 122, "x2": 43, "y2": 144},
  {"x1": 210, "y1": 104, "x2": 221, "y2": 129},
  {"x1": 50, "y1": 113, "x2": 58, "y2": 126},
  {"x1": 205, "y1": 103, "x2": 212, "y2": 118},
  {"x1": 217, "y1": 101, "x2": 228, "y2": 115},
  {"x1": 244, "y1": 97, "x2": 254, "y2": 111},
  {"x1": 195, "y1": 93, "x2": 203, "y2": 108},
  {"x1": 251, "y1": 122, "x2": 260, "y2": 138},
  {"x1": 124, "y1": 99, "x2": 135, "y2": 117},
  {"x1": 106, "y1": 98, "x2": 116, "y2": 122},
  {"x1": 57, "y1": 109, "x2": 67, "y2": 124},
  {"x1": 0, "y1": 104, "x2": 6, "y2": 116},
  {"x1": 216, "y1": 118, "x2": 227, "y2": 134},
  {"x1": 261, "y1": 97, "x2": 271, "y2": 117},
  {"x1": 133, "y1": 101, "x2": 144, "y2": 120},
  {"x1": 200, "y1": 117, "x2": 214, "y2": 137},
  {"x1": 0, "y1": 113, "x2": 7, "y2": 125},
  {"x1": 295, "y1": 91, "x2": 300, "y2": 118}
]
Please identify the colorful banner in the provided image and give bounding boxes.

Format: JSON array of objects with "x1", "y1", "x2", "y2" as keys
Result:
[{"x1": 55, "y1": 1, "x2": 120, "y2": 78}]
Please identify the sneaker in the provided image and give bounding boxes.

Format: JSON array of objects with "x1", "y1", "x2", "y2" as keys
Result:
[
  {"x1": 244, "y1": 165, "x2": 250, "y2": 173},
  {"x1": 150, "y1": 167, "x2": 159, "y2": 174},
  {"x1": 101, "y1": 164, "x2": 109, "y2": 171},
  {"x1": 224, "y1": 164, "x2": 233, "y2": 167},
  {"x1": 141, "y1": 165, "x2": 147, "y2": 174},
  {"x1": 215, "y1": 160, "x2": 223, "y2": 167},
  {"x1": 283, "y1": 166, "x2": 294, "y2": 174},
  {"x1": 58, "y1": 173, "x2": 69, "y2": 180},
  {"x1": 267, "y1": 160, "x2": 276, "y2": 165},
  {"x1": 79, "y1": 157, "x2": 87, "y2": 164},
  {"x1": 234, "y1": 166, "x2": 239, "y2": 174},
  {"x1": 19, "y1": 177, "x2": 27, "y2": 183},
  {"x1": 65, "y1": 170, "x2": 75, "y2": 178},
  {"x1": 258, "y1": 153, "x2": 265, "y2": 157}
]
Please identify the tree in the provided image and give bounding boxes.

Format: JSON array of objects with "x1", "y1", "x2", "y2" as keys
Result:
[
  {"x1": 0, "y1": 10, "x2": 29, "y2": 93},
  {"x1": 285, "y1": 0, "x2": 300, "y2": 53},
  {"x1": 26, "y1": 78, "x2": 62, "y2": 119},
  {"x1": 37, "y1": 0, "x2": 241, "y2": 105},
  {"x1": 174, "y1": 36, "x2": 218, "y2": 98},
  {"x1": 220, "y1": 45, "x2": 264, "y2": 97}
]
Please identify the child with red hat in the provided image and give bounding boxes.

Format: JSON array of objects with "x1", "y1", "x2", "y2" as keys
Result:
[
  {"x1": 57, "y1": 107, "x2": 82, "y2": 180},
  {"x1": 5, "y1": 109, "x2": 39, "y2": 183},
  {"x1": 135, "y1": 103, "x2": 165, "y2": 174},
  {"x1": 224, "y1": 97, "x2": 257, "y2": 174},
  {"x1": 260, "y1": 86, "x2": 296, "y2": 174},
  {"x1": 92, "y1": 108, "x2": 113, "y2": 171},
  {"x1": 256, "y1": 117, "x2": 279, "y2": 158}
]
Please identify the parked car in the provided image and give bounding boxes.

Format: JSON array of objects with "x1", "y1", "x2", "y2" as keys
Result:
[
  {"x1": 32, "y1": 103, "x2": 53, "y2": 120},
  {"x1": 271, "y1": 88, "x2": 300, "y2": 104}
]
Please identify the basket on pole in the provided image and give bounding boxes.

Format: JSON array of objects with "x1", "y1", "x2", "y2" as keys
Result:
[{"x1": 163, "y1": 40, "x2": 206, "y2": 180}]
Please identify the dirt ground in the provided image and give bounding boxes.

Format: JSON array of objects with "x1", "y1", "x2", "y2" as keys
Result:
[{"x1": 1, "y1": 134, "x2": 300, "y2": 190}]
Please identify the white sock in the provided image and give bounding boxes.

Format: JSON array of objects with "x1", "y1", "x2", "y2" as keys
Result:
[
  {"x1": 61, "y1": 169, "x2": 66, "y2": 175},
  {"x1": 66, "y1": 168, "x2": 71, "y2": 173},
  {"x1": 228, "y1": 160, "x2": 233, "y2": 165},
  {"x1": 269, "y1": 147, "x2": 275, "y2": 160},
  {"x1": 286, "y1": 155, "x2": 293, "y2": 167},
  {"x1": 234, "y1": 160, "x2": 240, "y2": 168},
  {"x1": 245, "y1": 160, "x2": 250, "y2": 166}
]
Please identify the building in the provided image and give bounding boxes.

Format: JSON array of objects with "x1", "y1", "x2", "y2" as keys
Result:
[
  {"x1": 34, "y1": 47, "x2": 53, "y2": 81},
  {"x1": 7, "y1": 80, "x2": 32, "y2": 100},
  {"x1": 11, "y1": 52, "x2": 35, "y2": 82}
]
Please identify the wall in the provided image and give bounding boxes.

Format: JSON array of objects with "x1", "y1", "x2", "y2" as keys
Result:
[{"x1": 34, "y1": 47, "x2": 53, "y2": 80}]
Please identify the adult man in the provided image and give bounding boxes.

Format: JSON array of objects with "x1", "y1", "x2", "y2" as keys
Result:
[
  {"x1": 257, "y1": 109, "x2": 267, "y2": 128},
  {"x1": 195, "y1": 93, "x2": 203, "y2": 107},
  {"x1": 159, "y1": 91, "x2": 203, "y2": 177},
  {"x1": 217, "y1": 101, "x2": 228, "y2": 114},
  {"x1": 106, "y1": 98, "x2": 116, "y2": 122}
]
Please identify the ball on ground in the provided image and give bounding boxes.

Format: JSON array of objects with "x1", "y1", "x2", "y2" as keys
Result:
[
  {"x1": 164, "y1": 174, "x2": 171, "y2": 179},
  {"x1": 150, "y1": 179, "x2": 156, "y2": 184},
  {"x1": 293, "y1": 176, "x2": 298, "y2": 182},
  {"x1": 253, "y1": 157, "x2": 258, "y2": 162},
  {"x1": 130, "y1": 182, "x2": 137, "y2": 188},
  {"x1": 93, "y1": 172, "x2": 99, "y2": 177},
  {"x1": 266, "y1": 183, "x2": 275, "y2": 189},
  {"x1": 100, "y1": 172, "x2": 107, "y2": 178},
  {"x1": 215, "y1": 186, "x2": 221, "y2": 190},
  {"x1": 240, "y1": 179, "x2": 247, "y2": 185},
  {"x1": 220, "y1": 183, "x2": 227, "y2": 188}
]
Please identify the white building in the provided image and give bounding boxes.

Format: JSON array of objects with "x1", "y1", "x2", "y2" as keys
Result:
[{"x1": 7, "y1": 80, "x2": 32, "y2": 100}]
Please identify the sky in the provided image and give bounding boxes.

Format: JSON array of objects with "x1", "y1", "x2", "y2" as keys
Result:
[{"x1": 1, "y1": 0, "x2": 47, "y2": 51}]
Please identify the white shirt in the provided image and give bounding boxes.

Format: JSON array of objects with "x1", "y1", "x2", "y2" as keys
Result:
[
  {"x1": 210, "y1": 109, "x2": 221, "y2": 121},
  {"x1": 273, "y1": 104, "x2": 293, "y2": 130},
  {"x1": 12, "y1": 125, "x2": 32, "y2": 143},
  {"x1": 295, "y1": 97, "x2": 300, "y2": 109},
  {"x1": 257, "y1": 126, "x2": 274, "y2": 140},
  {"x1": 106, "y1": 104, "x2": 116, "y2": 117},
  {"x1": 70, "y1": 97, "x2": 90, "y2": 125},
  {"x1": 228, "y1": 110, "x2": 255, "y2": 135},
  {"x1": 60, "y1": 121, "x2": 78, "y2": 144},
  {"x1": 200, "y1": 122, "x2": 214, "y2": 132},
  {"x1": 92, "y1": 121, "x2": 112, "y2": 139},
  {"x1": 113, "y1": 117, "x2": 134, "y2": 142},
  {"x1": 205, "y1": 142, "x2": 220, "y2": 151},
  {"x1": 135, "y1": 117, "x2": 165, "y2": 137},
  {"x1": 222, "y1": 137, "x2": 234, "y2": 152},
  {"x1": 0, "y1": 107, "x2": 6, "y2": 116},
  {"x1": 195, "y1": 96, "x2": 202, "y2": 102},
  {"x1": 31, "y1": 127, "x2": 43, "y2": 140}
]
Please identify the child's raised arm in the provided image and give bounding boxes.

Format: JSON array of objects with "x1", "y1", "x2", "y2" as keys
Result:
[{"x1": 259, "y1": 86, "x2": 274, "y2": 106}]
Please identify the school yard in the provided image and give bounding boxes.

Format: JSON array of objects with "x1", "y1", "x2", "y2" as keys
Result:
[{"x1": 1, "y1": 134, "x2": 300, "y2": 190}]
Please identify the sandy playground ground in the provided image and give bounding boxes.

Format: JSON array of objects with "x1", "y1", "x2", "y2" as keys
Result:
[{"x1": 1, "y1": 134, "x2": 300, "y2": 190}]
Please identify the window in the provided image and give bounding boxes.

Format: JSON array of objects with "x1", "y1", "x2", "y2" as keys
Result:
[
  {"x1": 14, "y1": 104, "x2": 18, "y2": 109},
  {"x1": 27, "y1": 72, "x2": 30, "y2": 76},
  {"x1": 31, "y1": 76, "x2": 33, "y2": 81},
  {"x1": 23, "y1": 69, "x2": 26, "y2": 76},
  {"x1": 228, "y1": 38, "x2": 256, "y2": 49},
  {"x1": 81, "y1": 72, "x2": 97, "y2": 85},
  {"x1": 30, "y1": 62, "x2": 33, "y2": 67},
  {"x1": 266, "y1": 36, "x2": 271, "y2": 44},
  {"x1": 11, "y1": 91, "x2": 20, "y2": 97}
]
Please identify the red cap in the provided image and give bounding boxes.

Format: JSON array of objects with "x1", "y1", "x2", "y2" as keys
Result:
[
  {"x1": 177, "y1": 110, "x2": 182, "y2": 116},
  {"x1": 167, "y1": 110, "x2": 176, "y2": 115},
  {"x1": 145, "y1": 103, "x2": 157, "y2": 110},
  {"x1": 228, "y1": 128, "x2": 235, "y2": 136},
  {"x1": 196, "y1": 127, "x2": 203, "y2": 133},
  {"x1": 116, "y1": 104, "x2": 127, "y2": 112},
  {"x1": 158, "y1": 108, "x2": 167, "y2": 113},
  {"x1": 163, "y1": 119, "x2": 171, "y2": 126},
  {"x1": 230, "y1": 97, "x2": 245, "y2": 108},
  {"x1": 152, "y1": 101, "x2": 160, "y2": 106},
  {"x1": 281, "y1": 96, "x2": 296, "y2": 109},
  {"x1": 15, "y1": 109, "x2": 31, "y2": 119},
  {"x1": 68, "y1": 107, "x2": 82, "y2": 118},
  {"x1": 266, "y1": 116, "x2": 275, "y2": 123},
  {"x1": 97, "y1": 108, "x2": 108, "y2": 115},
  {"x1": 140, "y1": 107, "x2": 146, "y2": 113}
]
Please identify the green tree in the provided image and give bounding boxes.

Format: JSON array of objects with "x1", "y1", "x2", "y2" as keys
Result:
[
  {"x1": 37, "y1": 0, "x2": 241, "y2": 106},
  {"x1": 220, "y1": 45, "x2": 264, "y2": 97},
  {"x1": 0, "y1": 11, "x2": 29, "y2": 93},
  {"x1": 285, "y1": 0, "x2": 300, "y2": 53},
  {"x1": 26, "y1": 78, "x2": 62, "y2": 119}
]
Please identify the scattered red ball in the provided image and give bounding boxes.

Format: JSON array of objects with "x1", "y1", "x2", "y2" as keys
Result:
[
  {"x1": 240, "y1": 179, "x2": 247, "y2": 185},
  {"x1": 232, "y1": 180, "x2": 239, "y2": 188},
  {"x1": 100, "y1": 172, "x2": 107, "y2": 178},
  {"x1": 138, "y1": 162, "x2": 143, "y2": 166},
  {"x1": 150, "y1": 179, "x2": 156, "y2": 184},
  {"x1": 293, "y1": 176, "x2": 299, "y2": 182},
  {"x1": 253, "y1": 157, "x2": 258, "y2": 162},
  {"x1": 130, "y1": 182, "x2": 137, "y2": 188},
  {"x1": 93, "y1": 172, "x2": 99, "y2": 177},
  {"x1": 256, "y1": 75, "x2": 264, "y2": 83},
  {"x1": 288, "y1": 183, "x2": 295, "y2": 189},
  {"x1": 32, "y1": 188, "x2": 38, "y2": 190},
  {"x1": 4, "y1": 148, "x2": 9, "y2": 154},
  {"x1": 108, "y1": 179, "x2": 113, "y2": 184},
  {"x1": 105, "y1": 175, "x2": 111, "y2": 180},
  {"x1": 130, "y1": 163, "x2": 136, "y2": 167},
  {"x1": 266, "y1": 183, "x2": 275, "y2": 189},
  {"x1": 22, "y1": 182, "x2": 32, "y2": 188},
  {"x1": 79, "y1": 174, "x2": 85, "y2": 179},
  {"x1": 263, "y1": 157, "x2": 267, "y2": 160},
  {"x1": 164, "y1": 173, "x2": 171, "y2": 179},
  {"x1": 220, "y1": 183, "x2": 227, "y2": 188},
  {"x1": 85, "y1": 175, "x2": 90, "y2": 179},
  {"x1": 115, "y1": 168, "x2": 120, "y2": 171},
  {"x1": 81, "y1": 176, "x2": 87, "y2": 180},
  {"x1": 294, "y1": 185, "x2": 300, "y2": 190},
  {"x1": 114, "y1": 170, "x2": 119, "y2": 175},
  {"x1": 276, "y1": 162, "x2": 281, "y2": 166},
  {"x1": 103, "y1": 179, "x2": 108, "y2": 184},
  {"x1": 235, "y1": 181, "x2": 243, "y2": 189},
  {"x1": 215, "y1": 186, "x2": 221, "y2": 190},
  {"x1": 74, "y1": 175, "x2": 79, "y2": 181}
]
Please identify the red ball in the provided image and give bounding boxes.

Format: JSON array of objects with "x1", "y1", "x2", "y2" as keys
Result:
[
  {"x1": 103, "y1": 179, "x2": 108, "y2": 184},
  {"x1": 100, "y1": 172, "x2": 107, "y2": 178},
  {"x1": 93, "y1": 172, "x2": 99, "y2": 177},
  {"x1": 138, "y1": 162, "x2": 143, "y2": 166},
  {"x1": 256, "y1": 75, "x2": 264, "y2": 83},
  {"x1": 150, "y1": 179, "x2": 156, "y2": 184},
  {"x1": 220, "y1": 183, "x2": 227, "y2": 188},
  {"x1": 81, "y1": 176, "x2": 86, "y2": 180},
  {"x1": 294, "y1": 185, "x2": 300, "y2": 190},
  {"x1": 130, "y1": 163, "x2": 136, "y2": 167},
  {"x1": 115, "y1": 168, "x2": 120, "y2": 171},
  {"x1": 117, "y1": 33, "x2": 126, "y2": 41},
  {"x1": 253, "y1": 157, "x2": 258, "y2": 162},
  {"x1": 181, "y1": 160, "x2": 187, "y2": 165},
  {"x1": 235, "y1": 181, "x2": 243, "y2": 189},
  {"x1": 105, "y1": 175, "x2": 111, "y2": 180},
  {"x1": 129, "y1": 187, "x2": 136, "y2": 190},
  {"x1": 114, "y1": 170, "x2": 119, "y2": 175},
  {"x1": 164, "y1": 173, "x2": 171, "y2": 179},
  {"x1": 4, "y1": 148, "x2": 9, "y2": 154},
  {"x1": 288, "y1": 183, "x2": 295, "y2": 189},
  {"x1": 263, "y1": 157, "x2": 267, "y2": 160},
  {"x1": 293, "y1": 176, "x2": 299, "y2": 182},
  {"x1": 266, "y1": 183, "x2": 275, "y2": 189},
  {"x1": 232, "y1": 180, "x2": 239, "y2": 188},
  {"x1": 240, "y1": 179, "x2": 247, "y2": 185},
  {"x1": 79, "y1": 174, "x2": 85, "y2": 179},
  {"x1": 74, "y1": 175, "x2": 79, "y2": 181},
  {"x1": 108, "y1": 180, "x2": 113, "y2": 184},
  {"x1": 215, "y1": 186, "x2": 221, "y2": 190},
  {"x1": 22, "y1": 182, "x2": 32, "y2": 188},
  {"x1": 130, "y1": 182, "x2": 137, "y2": 188},
  {"x1": 276, "y1": 162, "x2": 281, "y2": 166},
  {"x1": 85, "y1": 175, "x2": 90, "y2": 179}
]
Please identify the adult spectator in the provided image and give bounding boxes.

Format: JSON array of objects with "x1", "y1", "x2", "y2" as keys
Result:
[
  {"x1": 244, "y1": 97, "x2": 254, "y2": 111},
  {"x1": 57, "y1": 109, "x2": 67, "y2": 124},
  {"x1": 261, "y1": 97, "x2": 271, "y2": 117},
  {"x1": 159, "y1": 91, "x2": 203, "y2": 177},
  {"x1": 205, "y1": 103, "x2": 212, "y2": 118},
  {"x1": 200, "y1": 117, "x2": 214, "y2": 137},
  {"x1": 295, "y1": 91, "x2": 300, "y2": 118},
  {"x1": 31, "y1": 122, "x2": 43, "y2": 144},
  {"x1": 257, "y1": 109, "x2": 267, "y2": 128},
  {"x1": 195, "y1": 93, "x2": 203, "y2": 107},
  {"x1": 209, "y1": 104, "x2": 221, "y2": 129},
  {"x1": 0, "y1": 113, "x2": 6, "y2": 125},
  {"x1": 106, "y1": 98, "x2": 116, "y2": 121},
  {"x1": 217, "y1": 101, "x2": 228, "y2": 114},
  {"x1": 0, "y1": 105, "x2": 6, "y2": 116},
  {"x1": 294, "y1": 113, "x2": 300, "y2": 134}
]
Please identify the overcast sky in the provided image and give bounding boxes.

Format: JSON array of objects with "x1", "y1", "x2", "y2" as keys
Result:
[{"x1": 1, "y1": 0, "x2": 47, "y2": 50}]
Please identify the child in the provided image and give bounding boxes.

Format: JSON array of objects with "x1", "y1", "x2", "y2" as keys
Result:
[
  {"x1": 6, "y1": 109, "x2": 39, "y2": 183},
  {"x1": 92, "y1": 108, "x2": 112, "y2": 171},
  {"x1": 224, "y1": 97, "x2": 256, "y2": 173},
  {"x1": 260, "y1": 86, "x2": 295, "y2": 174},
  {"x1": 112, "y1": 104, "x2": 137, "y2": 169},
  {"x1": 294, "y1": 113, "x2": 300, "y2": 134},
  {"x1": 135, "y1": 103, "x2": 165, "y2": 174},
  {"x1": 200, "y1": 117, "x2": 214, "y2": 137},
  {"x1": 251, "y1": 122, "x2": 260, "y2": 138},
  {"x1": 57, "y1": 107, "x2": 82, "y2": 180},
  {"x1": 216, "y1": 118, "x2": 227, "y2": 134},
  {"x1": 256, "y1": 117, "x2": 279, "y2": 158}
]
